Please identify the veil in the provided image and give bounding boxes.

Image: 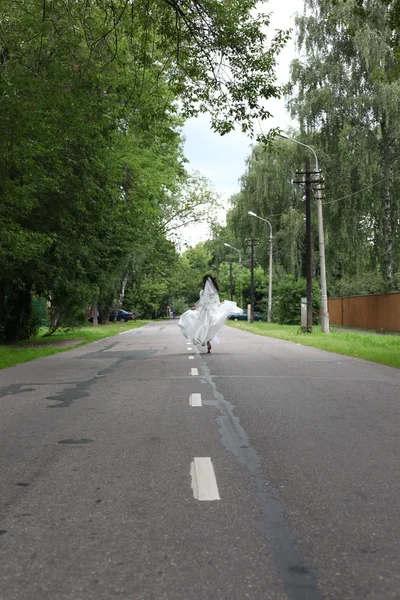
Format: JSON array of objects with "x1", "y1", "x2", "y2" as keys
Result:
[
  {"x1": 196, "y1": 277, "x2": 220, "y2": 310},
  {"x1": 204, "y1": 277, "x2": 218, "y2": 297}
]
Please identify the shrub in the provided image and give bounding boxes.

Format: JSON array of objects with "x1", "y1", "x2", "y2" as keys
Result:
[
  {"x1": 273, "y1": 275, "x2": 321, "y2": 325},
  {"x1": 46, "y1": 283, "x2": 93, "y2": 334}
]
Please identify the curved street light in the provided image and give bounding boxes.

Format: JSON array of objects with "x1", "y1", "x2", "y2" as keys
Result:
[
  {"x1": 248, "y1": 212, "x2": 273, "y2": 322},
  {"x1": 278, "y1": 133, "x2": 330, "y2": 333},
  {"x1": 224, "y1": 243, "x2": 243, "y2": 307}
]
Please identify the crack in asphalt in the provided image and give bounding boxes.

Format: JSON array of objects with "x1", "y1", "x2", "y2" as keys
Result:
[{"x1": 200, "y1": 359, "x2": 322, "y2": 600}]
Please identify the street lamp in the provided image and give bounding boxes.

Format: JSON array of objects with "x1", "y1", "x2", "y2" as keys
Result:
[
  {"x1": 278, "y1": 132, "x2": 330, "y2": 333},
  {"x1": 248, "y1": 212, "x2": 273, "y2": 322},
  {"x1": 224, "y1": 243, "x2": 243, "y2": 307}
]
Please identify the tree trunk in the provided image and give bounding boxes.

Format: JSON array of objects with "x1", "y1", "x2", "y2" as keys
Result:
[
  {"x1": 92, "y1": 301, "x2": 98, "y2": 326},
  {"x1": 119, "y1": 273, "x2": 129, "y2": 306},
  {"x1": 113, "y1": 272, "x2": 129, "y2": 318},
  {"x1": 99, "y1": 307, "x2": 111, "y2": 325},
  {"x1": 45, "y1": 307, "x2": 62, "y2": 336}
]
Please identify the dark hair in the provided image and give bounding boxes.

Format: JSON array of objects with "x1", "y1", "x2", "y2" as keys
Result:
[{"x1": 202, "y1": 274, "x2": 219, "y2": 292}]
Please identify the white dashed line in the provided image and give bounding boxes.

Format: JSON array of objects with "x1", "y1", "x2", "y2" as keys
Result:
[
  {"x1": 190, "y1": 458, "x2": 220, "y2": 501},
  {"x1": 191, "y1": 368, "x2": 199, "y2": 376},
  {"x1": 189, "y1": 393, "x2": 202, "y2": 407},
  {"x1": 189, "y1": 355, "x2": 194, "y2": 360},
  {"x1": 187, "y1": 347, "x2": 192, "y2": 351}
]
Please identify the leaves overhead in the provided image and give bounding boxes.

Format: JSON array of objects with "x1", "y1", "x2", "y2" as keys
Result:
[{"x1": 0, "y1": 0, "x2": 288, "y2": 340}]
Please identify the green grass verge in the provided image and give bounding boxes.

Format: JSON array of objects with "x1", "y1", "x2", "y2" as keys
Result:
[
  {"x1": 0, "y1": 320, "x2": 149, "y2": 371},
  {"x1": 227, "y1": 321, "x2": 400, "y2": 369}
]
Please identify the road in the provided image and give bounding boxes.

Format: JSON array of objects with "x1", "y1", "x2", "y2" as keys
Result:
[{"x1": 1, "y1": 321, "x2": 399, "y2": 600}]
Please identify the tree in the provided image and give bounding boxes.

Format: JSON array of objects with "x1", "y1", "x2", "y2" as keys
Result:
[
  {"x1": 0, "y1": 0, "x2": 290, "y2": 341},
  {"x1": 289, "y1": 0, "x2": 400, "y2": 289},
  {"x1": 226, "y1": 142, "x2": 307, "y2": 281}
]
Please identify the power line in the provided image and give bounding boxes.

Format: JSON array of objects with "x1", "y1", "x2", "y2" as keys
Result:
[
  {"x1": 251, "y1": 119, "x2": 400, "y2": 208},
  {"x1": 322, "y1": 166, "x2": 400, "y2": 205}
]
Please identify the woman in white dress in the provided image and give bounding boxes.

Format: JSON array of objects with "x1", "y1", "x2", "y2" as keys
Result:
[{"x1": 178, "y1": 274, "x2": 243, "y2": 353}]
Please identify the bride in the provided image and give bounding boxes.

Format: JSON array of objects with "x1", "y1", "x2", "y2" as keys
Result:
[{"x1": 178, "y1": 274, "x2": 243, "y2": 353}]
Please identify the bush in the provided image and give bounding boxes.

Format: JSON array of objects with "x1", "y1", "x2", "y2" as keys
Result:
[
  {"x1": 273, "y1": 275, "x2": 321, "y2": 325},
  {"x1": 330, "y1": 271, "x2": 385, "y2": 297},
  {"x1": 46, "y1": 283, "x2": 94, "y2": 334}
]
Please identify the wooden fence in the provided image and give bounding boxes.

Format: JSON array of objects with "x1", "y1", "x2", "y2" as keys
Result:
[{"x1": 328, "y1": 292, "x2": 400, "y2": 332}]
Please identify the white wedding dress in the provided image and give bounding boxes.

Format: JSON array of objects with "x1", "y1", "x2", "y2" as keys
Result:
[{"x1": 178, "y1": 278, "x2": 243, "y2": 346}]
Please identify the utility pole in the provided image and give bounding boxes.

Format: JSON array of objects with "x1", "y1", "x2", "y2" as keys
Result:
[
  {"x1": 315, "y1": 176, "x2": 330, "y2": 333},
  {"x1": 267, "y1": 234, "x2": 273, "y2": 322},
  {"x1": 295, "y1": 161, "x2": 313, "y2": 333},
  {"x1": 305, "y1": 158, "x2": 313, "y2": 333},
  {"x1": 278, "y1": 133, "x2": 330, "y2": 333},
  {"x1": 229, "y1": 262, "x2": 233, "y2": 301},
  {"x1": 250, "y1": 237, "x2": 255, "y2": 323},
  {"x1": 239, "y1": 258, "x2": 243, "y2": 308},
  {"x1": 248, "y1": 237, "x2": 255, "y2": 323}
]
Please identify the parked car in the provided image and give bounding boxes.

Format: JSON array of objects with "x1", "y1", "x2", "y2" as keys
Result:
[
  {"x1": 88, "y1": 309, "x2": 134, "y2": 323},
  {"x1": 109, "y1": 309, "x2": 134, "y2": 322},
  {"x1": 228, "y1": 309, "x2": 264, "y2": 322}
]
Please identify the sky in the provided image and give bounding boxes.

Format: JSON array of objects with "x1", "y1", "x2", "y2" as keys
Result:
[{"x1": 180, "y1": 0, "x2": 300, "y2": 246}]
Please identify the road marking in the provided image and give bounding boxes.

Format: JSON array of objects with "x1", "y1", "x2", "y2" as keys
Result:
[
  {"x1": 189, "y1": 355, "x2": 194, "y2": 360},
  {"x1": 187, "y1": 347, "x2": 192, "y2": 351},
  {"x1": 189, "y1": 393, "x2": 202, "y2": 407},
  {"x1": 191, "y1": 368, "x2": 198, "y2": 376},
  {"x1": 190, "y1": 458, "x2": 220, "y2": 501}
]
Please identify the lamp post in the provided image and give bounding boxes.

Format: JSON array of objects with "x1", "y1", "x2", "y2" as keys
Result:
[
  {"x1": 248, "y1": 212, "x2": 273, "y2": 322},
  {"x1": 278, "y1": 133, "x2": 330, "y2": 333},
  {"x1": 224, "y1": 243, "x2": 243, "y2": 307}
]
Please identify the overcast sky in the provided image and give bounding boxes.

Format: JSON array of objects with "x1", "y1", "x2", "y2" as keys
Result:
[{"x1": 180, "y1": 0, "x2": 301, "y2": 246}]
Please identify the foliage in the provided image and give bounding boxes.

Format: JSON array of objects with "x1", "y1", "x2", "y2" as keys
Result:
[
  {"x1": 173, "y1": 297, "x2": 190, "y2": 316},
  {"x1": 227, "y1": 143, "x2": 305, "y2": 270},
  {"x1": 273, "y1": 275, "x2": 321, "y2": 325},
  {"x1": 0, "y1": 0, "x2": 287, "y2": 342},
  {"x1": 289, "y1": 0, "x2": 400, "y2": 288},
  {"x1": 220, "y1": 0, "x2": 400, "y2": 303}
]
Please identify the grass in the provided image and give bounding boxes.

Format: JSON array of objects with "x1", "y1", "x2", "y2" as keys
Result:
[
  {"x1": 227, "y1": 321, "x2": 400, "y2": 369},
  {"x1": 0, "y1": 320, "x2": 149, "y2": 371}
]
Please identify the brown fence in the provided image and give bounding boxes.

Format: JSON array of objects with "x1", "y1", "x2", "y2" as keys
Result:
[{"x1": 328, "y1": 292, "x2": 400, "y2": 332}]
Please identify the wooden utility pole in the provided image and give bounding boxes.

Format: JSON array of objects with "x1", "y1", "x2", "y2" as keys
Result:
[
  {"x1": 229, "y1": 261, "x2": 233, "y2": 300},
  {"x1": 249, "y1": 237, "x2": 255, "y2": 323},
  {"x1": 305, "y1": 157, "x2": 313, "y2": 333}
]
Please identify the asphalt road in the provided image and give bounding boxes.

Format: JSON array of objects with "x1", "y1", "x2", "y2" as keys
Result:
[{"x1": 1, "y1": 321, "x2": 399, "y2": 600}]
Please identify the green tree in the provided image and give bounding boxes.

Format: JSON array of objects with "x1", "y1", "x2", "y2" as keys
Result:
[
  {"x1": 0, "y1": 0, "x2": 290, "y2": 341},
  {"x1": 289, "y1": 0, "x2": 400, "y2": 289}
]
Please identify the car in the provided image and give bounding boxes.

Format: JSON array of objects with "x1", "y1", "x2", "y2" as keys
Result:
[
  {"x1": 88, "y1": 309, "x2": 134, "y2": 323},
  {"x1": 109, "y1": 309, "x2": 134, "y2": 322},
  {"x1": 228, "y1": 310, "x2": 264, "y2": 322}
]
